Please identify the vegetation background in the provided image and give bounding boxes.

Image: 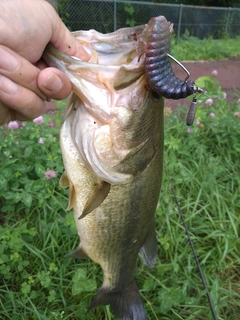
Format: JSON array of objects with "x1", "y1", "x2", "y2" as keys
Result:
[
  {"x1": 53, "y1": 0, "x2": 240, "y2": 39},
  {"x1": 146, "y1": 0, "x2": 239, "y2": 6},
  {"x1": 48, "y1": 0, "x2": 240, "y2": 9}
]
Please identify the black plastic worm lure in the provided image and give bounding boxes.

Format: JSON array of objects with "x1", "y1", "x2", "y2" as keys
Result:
[
  {"x1": 141, "y1": 16, "x2": 203, "y2": 101},
  {"x1": 140, "y1": 16, "x2": 203, "y2": 125}
]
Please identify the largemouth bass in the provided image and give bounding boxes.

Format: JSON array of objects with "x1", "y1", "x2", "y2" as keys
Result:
[{"x1": 43, "y1": 16, "x2": 166, "y2": 320}]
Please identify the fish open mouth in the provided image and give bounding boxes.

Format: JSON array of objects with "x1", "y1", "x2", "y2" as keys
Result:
[
  {"x1": 44, "y1": 23, "x2": 147, "y2": 70},
  {"x1": 44, "y1": 24, "x2": 154, "y2": 103}
]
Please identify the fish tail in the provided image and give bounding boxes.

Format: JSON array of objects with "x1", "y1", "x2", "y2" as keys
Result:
[{"x1": 87, "y1": 281, "x2": 146, "y2": 320}]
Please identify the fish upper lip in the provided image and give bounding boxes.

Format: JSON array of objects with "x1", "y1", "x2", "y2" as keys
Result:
[{"x1": 44, "y1": 42, "x2": 145, "y2": 70}]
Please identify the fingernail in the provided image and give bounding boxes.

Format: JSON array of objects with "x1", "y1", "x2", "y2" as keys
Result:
[
  {"x1": 0, "y1": 46, "x2": 18, "y2": 71},
  {"x1": 0, "y1": 75, "x2": 19, "y2": 94},
  {"x1": 44, "y1": 72, "x2": 63, "y2": 92}
]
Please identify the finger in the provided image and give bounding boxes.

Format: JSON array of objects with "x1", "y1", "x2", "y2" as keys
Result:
[
  {"x1": 37, "y1": 67, "x2": 72, "y2": 100},
  {"x1": 0, "y1": 75, "x2": 47, "y2": 122},
  {"x1": 0, "y1": 45, "x2": 47, "y2": 100}
]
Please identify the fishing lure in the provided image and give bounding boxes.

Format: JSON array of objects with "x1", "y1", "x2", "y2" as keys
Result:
[{"x1": 140, "y1": 16, "x2": 204, "y2": 125}]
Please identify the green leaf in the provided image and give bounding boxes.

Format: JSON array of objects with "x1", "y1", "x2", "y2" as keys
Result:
[
  {"x1": 24, "y1": 146, "x2": 33, "y2": 158},
  {"x1": 49, "y1": 263, "x2": 58, "y2": 272},
  {"x1": 35, "y1": 163, "x2": 45, "y2": 178},
  {"x1": 17, "y1": 163, "x2": 29, "y2": 173},
  {"x1": 195, "y1": 76, "x2": 211, "y2": 88},
  {"x1": 37, "y1": 271, "x2": 51, "y2": 288},
  {"x1": 72, "y1": 269, "x2": 97, "y2": 295},
  {"x1": 21, "y1": 282, "x2": 31, "y2": 294},
  {"x1": 159, "y1": 288, "x2": 185, "y2": 313},
  {"x1": 48, "y1": 289, "x2": 57, "y2": 302},
  {"x1": 1, "y1": 168, "x2": 13, "y2": 179},
  {"x1": 0, "y1": 254, "x2": 9, "y2": 264},
  {"x1": 22, "y1": 193, "x2": 33, "y2": 208},
  {"x1": 124, "y1": 3, "x2": 135, "y2": 15},
  {"x1": 0, "y1": 176, "x2": 7, "y2": 191},
  {"x1": 126, "y1": 18, "x2": 135, "y2": 27},
  {"x1": 143, "y1": 277, "x2": 155, "y2": 290}
]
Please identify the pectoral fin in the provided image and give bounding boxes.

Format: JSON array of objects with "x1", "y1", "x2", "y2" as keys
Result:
[
  {"x1": 59, "y1": 172, "x2": 76, "y2": 211},
  {"x1": 78, "y1": 181, "x2": 110, "y2": 219}
]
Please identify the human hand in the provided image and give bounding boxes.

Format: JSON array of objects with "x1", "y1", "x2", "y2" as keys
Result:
[{"x1": 0, "y1": 0, "x2": 90, "y2": 125}]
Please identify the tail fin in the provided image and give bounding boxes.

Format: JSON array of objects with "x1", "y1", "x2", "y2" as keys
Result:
[{"x1": 87, "y1": 281, "x2": 146, "y2": 320}]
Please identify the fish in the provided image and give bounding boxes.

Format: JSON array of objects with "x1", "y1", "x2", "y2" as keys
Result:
[{"x1": 43, "y1": 17, "x2": 165, "y2": 320}]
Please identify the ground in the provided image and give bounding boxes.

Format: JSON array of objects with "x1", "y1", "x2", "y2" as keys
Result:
[
  {"x1": 46, "y1": 58, "x2": 240, "y2": 112},
  {"x1": 168, "y1": 57, "x2": 240, "y2": 109}
]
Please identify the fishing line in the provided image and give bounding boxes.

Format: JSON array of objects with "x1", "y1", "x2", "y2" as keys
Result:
[{"x1": 169, "y1": 180, "x2": 219, "y2": 320}]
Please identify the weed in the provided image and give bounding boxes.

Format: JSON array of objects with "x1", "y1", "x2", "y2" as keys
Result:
[{"x1": 171, "y1": 36, "x2": 240, "y2": 61}]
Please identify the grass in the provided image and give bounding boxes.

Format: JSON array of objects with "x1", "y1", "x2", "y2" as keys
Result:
[
  {"x1": 155, "y1": 103, "x2": 240, "y2": 319},
  {"x1": 171, "y1": 35, "x2": 240, "y2": 61},
  {"x1": 0, "y1": 75, "x2": 240, "y2": 318}
]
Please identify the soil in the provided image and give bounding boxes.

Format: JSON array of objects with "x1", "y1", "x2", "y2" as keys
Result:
[
  {"x1": 45, "y1": 58, "x2": 240, "y2": 113},
  {"x1": 168, "y1": 57, "x2": 240, "y2": 109}
]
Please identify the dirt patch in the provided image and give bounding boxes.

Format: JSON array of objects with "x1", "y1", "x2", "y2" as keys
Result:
[{"x1": 166, "y1": 58, "x2": 240, "y2": 109}]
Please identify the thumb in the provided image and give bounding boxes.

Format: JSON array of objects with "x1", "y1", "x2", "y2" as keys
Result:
[
  {"x1": 38, "y1": 67, "x2": 72, "y2": 100},
  {"x1": 48, "y1": 5, "x2": 90, "y2": 61}
]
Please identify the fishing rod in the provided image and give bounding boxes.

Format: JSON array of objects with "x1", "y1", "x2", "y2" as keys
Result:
[{"x1": 170, "y1": 180, "x2": 219, "y2": 320}]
